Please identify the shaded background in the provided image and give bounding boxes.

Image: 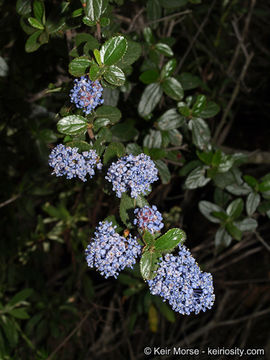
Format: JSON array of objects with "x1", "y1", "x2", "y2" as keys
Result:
[{"x1": 0, "y1": 0, "x2": 270, "y2": 359}]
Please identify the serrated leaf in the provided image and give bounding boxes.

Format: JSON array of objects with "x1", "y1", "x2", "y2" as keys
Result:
[
  {"x1": 57, "y1": 115, "x2": 88, "y2": 136},
  {"x1": 162, "y1": 77, "x2": 183, "y2": 101},
  {"x1": 246, "y1": 192, "x2": 260, "y2": 216},
  {"x1": 69, "y1": 57, "x2": 92, "y2": 77},
  {"x1": 103, "y1": 142, "x2": 125, "y2": 164},
  {"x1": 154, "y1": 160, "x2": 171, "y2": 184},
  {"x1": 95, "y1": 105, "x2": 121, "y2": 124},
  {"x1": 155, "y1": 228, "x2": 186, "y2": 252},
  {"x1": 189, "y1": 117, "x2": 211, "y2": 150},
  {"x1": 138, "y1": 83, "x2": 163, "y2": 117},
  {"x1": 28, "y1": 17, "x2": 44, "y2": 30},
  {"x1": 25, "y1": 30, "x2": 42, "y2": 53},
  {"x1": 104, "y1": 65, "x2": 125, "y2": 86},
  {"x1": 215, "y1": 227, "x2": 232, "y2": 249},
  {"x1": 140, "y1": 251, "x2": 160, "y2": 280},
  {"x1": 226, "y1": 198, "x2": 244, "y2": 219},
  {"x1": 100, "y1": 36, "x2": 127, "y2": 65},
  {"x1": 157, "y1": 108, "x2": 185, "y2": 131},
  {"x1": 155, "y1": 43, "x2": 173, "y2": 57},
  {"x1": 199, "y1": 201, "x2": 223, "y2": 223},
  {"x1": 185, "y1": 166, "x2": 211, "y2": 189}
]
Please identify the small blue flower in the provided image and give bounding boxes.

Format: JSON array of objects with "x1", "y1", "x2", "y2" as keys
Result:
[
  {"x1": 70, "y1": 76, "x2": 104, "y2": 114},
  {"x1": 148, "y1": 245, "x2": 215, "y2": 315},
  {"x1": 85, "y1": 221, "x2": 141, "y2": 278},
  {"x1": 134, "y1": 205, "x2": 164, "y2": 233},
  {"x1": 105, "y1": 153, "x2": 159, "y2": 198},
  {"x1": 48, "y1": 144, "x2": 102, "y2": 182}
]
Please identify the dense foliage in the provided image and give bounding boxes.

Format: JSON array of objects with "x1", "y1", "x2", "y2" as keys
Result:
[{"x1": 1, "y1": 0, "x2": 270, "y2": 359}]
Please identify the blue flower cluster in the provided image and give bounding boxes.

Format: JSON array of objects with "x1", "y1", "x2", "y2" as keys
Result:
[
  {"x1": 134, "y1": 205, "x2": 164, "y2": 233},
  {"x1": 105, "y1": 153, "x2": 159, "y2": 198},
  {"x1": 70, "y1": 76, "x2": 104, "y2": 114},
  {"x1": 148, "y1": 245, "x2": 215, "y2": 315},
  {"x1": 48, "y1": 144, "x2": 102, "y2": 182},
  {"x1": 85, "y1": 221, "x2": 141, "y2": 278}
]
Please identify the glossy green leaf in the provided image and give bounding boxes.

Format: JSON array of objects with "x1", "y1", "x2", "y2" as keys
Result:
[
  {"x1": 226, "y1": 198, "x2": 244, "y2": 219},
  {"x1": 116, "y1": 40, "x2": 142, "y2": 67},
  {"x1": 162, "y1": 77, "x2": 184, "y2": 101},
  {"x1": 178, "y1": 72, "x2": 200, "y2": 90},
  {"x1": 246, "y1": 192, "x2": 260, "y2": 216},
  {"x1": 100, "y1": 36, "x2": 127, "y2": 65},
  {"x1": 9, "y1": 288, "x2": 33, "y2": 306},
  {"x1": 104, "y1": 65, "x2": 125, "y2": 86},
  {"x1": 89, "y1": 63, "x2": 102, "y2": 81},
  {"x1": 138, "y1": 83, "x2": 163, "y2": 117},
  {"x1": 93, "y1": 118, "x2": 110, "y2": 132},
  {"x1": 16, "y1": 0, "x2": 31, "y2": 15},
  {"x1": 9, "y1": 308, "x2": 30, "y2": 319},
  {"x1": 140, "y1": 251, "x2": 160, "y2": 280},
  {"x1": 189, "y1": 117, "x2": 211, "y2": 150},
  {"x1": 147, "y1": 0, "x2": 162, "y2": 22},
  {"x1": 226, "y1": 222, "x2": 242, "y2": 241},
  {"x1": 65, "y1": 140, "x2": 91, "y2": 151},
  {"x1": 155, "y1": 43, "x2": 173, "y2": 57},
  {"x1": 155, "y1": 228, "x2": 186, "y2": 252},
  {"x1": 196, "y1": 150, "x2": 213, "y2": 165},
  {"x1": 103, "y1": 142, "x2": 125, "y2": 164},
  {"x1": 25, "y1": 30, "x2": 42, "y2": 53},
  {"x1": 139, "y1": 69, "x2": 159, "y2": 84},
  {"x1": 82, "y1": 16, "x2": 96, "y2": 26},
  {"x1": 143, "y1": 27, "x2": 154, "y2": 44},
  {"x1": 143, "y1": 130, "x2": 162, "y2": 148},
  {"x1": 200, "y1": 101, "x2": 220, "y2": 119},
  {"x1": 126, "y1": 143, "x2": 143, "y2": 156},
  {"x1": 185, "y1": 166, "x2": 210, "y2": 189},
  {"x1": 57, "y1": 115, "x2": 88, "y2": 136},
  {"x1": 28, "y1": 17, "x2": 44, "y2": 30},
  {"x1": 235, "y1": 218, "x2": 258, "y2": 232},
  {"x1": 143, "y1": 231, "x2": 156, "y2": 247},
  {"x1": 192, "y1": 95, "x2": 206, "y2": 116},
  {"x1": 215, "y1": 227, "x2": 232, "y2": 249},
  {"x1": 1, "y1": 316, "x2": 18, "y2": 348},
  {"x1": 120, "y1": 193, "x2": 147, "y2": 228},
  {"x1": 0, "y1": 57, "x2": 8, "y2": 77},
  {"x1": 111, "y1": 120, "x2": 138, "y2": 141},
  {"x1": 84, "y1": 0, "x2": 108, "y2": 22},
  {"x1": 259, "y1": 180, "x2": 270, "y2": 193},
  {"x1": 160, "y1": 58, "x2": 177, "y2": 79},
  {"x1": 199, "y1": 201, "x2": 223, "y2": 223},
  {"x1": 100, "y1": 16, "x2": 110, "y2": 26},
  {"x1": 154, "y1": 160, "x2": 171, "y2": 184},
  {"x1": 33, "y1": 0, "x2": 45, "y2": 23},
  {"x1": 168, "y1": 129, "x2": 183, "y2": 145},
  {"x1": 157, "y1": 108, "x2": 185, "y2": 131},
  {"x1": 95, "y1": 105, "x2": 121, "y2": 124},
  {"x1": 226, "y1": 183, "x2": 251, "y2": 196},
  {"x1": 69, "y1": 57, "x2": 92, "y2": 77}
]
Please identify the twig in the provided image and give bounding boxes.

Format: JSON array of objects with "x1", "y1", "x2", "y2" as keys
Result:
[
  {"x1": 0, "y1": 194, "x2": 20, "y2": 209},
  {"x1": 127, "y1": 7, "x2": 145, "y2": 33},
  {"x1": 147, "y1": 10, "x2": 192, "y2": 25},
  {"x1": 254, "y1": 232, "x2": 270, "y2": 252}
]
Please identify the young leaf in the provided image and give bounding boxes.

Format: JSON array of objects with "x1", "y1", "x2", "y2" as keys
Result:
[
  {"x1": 162, "y1": 77, "x2": 184, "y2": 101},
  {"x1": 104, "y1": 65, "x2": 125, "y2": 86},
  {"x1": 28, "y1": 17, "x2": 44, "y2": 30},
  {"x1": 246, "y1": 192, "x2": 260, "y2": 216},
  {"x1": 57, "y1": 115, "x2": 88, "y2": 136},
  {"x1": 100, "y1": 36, "x2": 127, "y2": 66},
  {"x1": 155, "y1": 228, "x2": 186, "y2": 252},
  {"x1": 138, "y1": 83, "x2": 163, "y2": 117}
]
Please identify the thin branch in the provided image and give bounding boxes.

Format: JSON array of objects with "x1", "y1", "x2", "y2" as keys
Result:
[
  {"x1": 0, "y1": 194, "x2": 20, "y2": 209},
  {"x1": 254, "y1": 232, "x2": 270, "y2": 252},
  {"x1": 147, "y1": 10, "x2": 192, "y2": 25}
]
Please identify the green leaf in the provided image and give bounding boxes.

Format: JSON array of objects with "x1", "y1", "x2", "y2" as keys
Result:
[
  {"x1": 226, "y1": 198, "x2": 244, "y2": 219},
  {"x1": 200, "y1": 101, "x2": 220, "y2": 119},
  {"x1": 138, "y1": 83, "x2": 163, "y2": 117},
  {"x1": 211, "y1": 211, "x2": 228, "y2": 222},
  {"x1": 9, "y1": 288, "x2": 33, "y2": 306},
  {"x1": 65, "y1": 140, "x2": 91, "y2": 151},
  {"x1": 104, "y1": 65, "x2": 125, "y2": 86},
  {"x1": 168, "y1": 129, "x2": 183, "y2": 145},
  {"x1": 116, "y1": 40, "x2": 142, "y2": 67},
  {"x1": 69, "y1": 57, "x2": 92, "y2": 77},
  {"x1": 74, "y1": 33, "x2": 99, "y2": 52},
  {"x1": 226, "y1": 183, "x2": 251, "y2": 196},
  {"x1": 154, "y1": 160, "x2": 171, "y2": 184},
  {"x1": 234, "y1": 218, "x2": 258, "y2": 232},
  {"x1": 155, "y1": 228, "x2": 186, "y2": 252},
  {"x1": 160, "y1": 59, "x2": 177, "y2": 79},
  {"x1": 215, "y1": 227, "x2": 232, "y2": 249},
  {"x1": 162, "y1": 77, "x2": 184, "y2": 101},
  {"x1": 103, "y1": 142, "x2": 125, "y2": 164},
  {"x1": 120, "y1": 193, "x2": 147, "y2": 228},
  {"x1": 143, "y1": 27, "x2": 154, "y2": 44},
  {"x1": 9, "y1": 308, "x2": 30, "y2": 320},
  {"x1": 0, "y1": 57, "x2": 8, "y2": 77},
  {"x1": 16, "y1": 0, "x2": 31, "y2": 15},
  {"x1": 82, "y1": 16, "x2": 96, "y2": 26},
  {"x1": 140, "y1": 251, "x2": 160, "y2": 280},
  {"x1": 93, "y1": 49, "x2": 102, "y2": 65},
  {"x1": 93, "y1": 118, "x2": 110, "y2": 132},
  {"x1": 199, "y1": 201, "x2": 223, "y2": 223},
  {"x1": 189, "y1": 117, "x2": 211, "y2": 150},
  {"x1": 100, "y1": 16, "x2": 110, "y2": 26},
  {"x1": 246, "y1": 192, "x2": 260, "y2": 216},
  {"x1": 155, "y1": 43, "x2": 173, "y2": 57},
  {"x1": 143, "y1": 231, "x2": 156, "y2": 247},
  {"x1": 57, "y1": 115, "x2": 88, "y2": 136},
  {"x1": 259, "y1": 180, "x2": 270, "y2": 193},
  {"x1": 126, "y1": 143, "x2": 143, "y2": 156},
  {"x1": 111, "y1": 120, "x2": 138, "y2": 141},
  {"x1": 157, "y1": 108, "x2": 185, "y2": 131},
  {"x1": 226, "y1": 222, "x2": 242, "y2": 241},
  {"x1": 89, "y1": 63, "x2": 102, "y2": 81},
  {"x1": 178, "y1": 72, "x2": 200, "y2": 90},
  {"x1": 25, "y1": 30, "x2": 42, "y2": 53},
  {"x1": 1, "y1": 316, "x2": 18, "y2": 348},
  {"x1": 185, "y1": 166, "x2": 211, "y2": 189},
  {"x1": 84, "y1": 0, "x2": 108, "y2": 22},
  {"x1": 153, "y1": 297, "x2": 175, "y2": 322},
  {"x1": 147, "y1": 0, "x2": 162, "y2": 21},
  {"x1": 33, "y1": 0, "x2": 45, "y2": 23},
  {"x1": 28, "y1": 17, "x2": 44, "y2": 30},
  {"x1": 143, "y1": 130, "x2": 162, "y2": 148},
  {"x1": 95, "y1": 105, "x2": 121, "y2": 124},
  {"x1": 139, "y1": 69, "x2": 159, "y2": 84},
  {"x1": 192, "y1": 95, "x2": 206, "y2": 116},
  {"x1": 243, "y1": 175, "x2": 257, "y2": 188},
  {"x1": 161, "y1": 0, "x2": 188, "y2": 8},
  {"x1": 100, "y1": 36, "x2": 127, "y2": 66},
  {"x1": 196, "y1": 150, "x2": 213, "y2": 165}
]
